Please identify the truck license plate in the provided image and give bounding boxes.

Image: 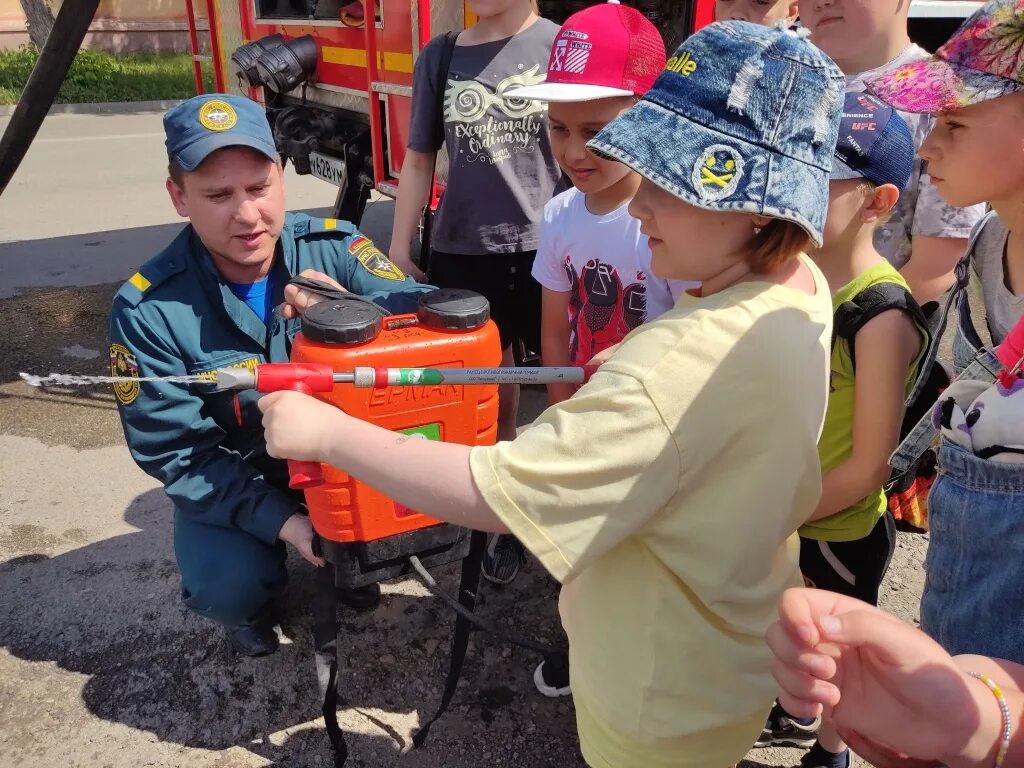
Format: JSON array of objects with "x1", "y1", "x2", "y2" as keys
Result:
[{"x1": 309, "y1": 151, "x2": 346, "y2": 186}]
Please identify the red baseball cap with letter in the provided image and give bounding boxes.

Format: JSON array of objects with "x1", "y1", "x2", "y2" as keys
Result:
[{"x1": 505, "y1": 0, "x2": 666, "y2": 102}]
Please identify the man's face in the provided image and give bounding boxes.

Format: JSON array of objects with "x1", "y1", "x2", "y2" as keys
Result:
[
  {"x1": 801, "y1": 0, "x2": 903, "y2": 67},
  {"x1": 166, "y1": 147, "x2": 286, "y2": 282}
]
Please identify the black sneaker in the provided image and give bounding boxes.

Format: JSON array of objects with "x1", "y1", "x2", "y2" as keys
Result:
[
  {"x1": 753, "y1": 705, "x2": 820, "y2": 749},
  {"x1": 533, "y1": 653, "x2": 571, "y2": 697},
  {"x1": 799, "y1": 745, "x2": 852, "y2": 768},
  {"x1": 229, "y1": 622, "x2": 280, "y2": 657},
  {"x1": 481, "y1": 534, "x2": 524, "y2": 585}
]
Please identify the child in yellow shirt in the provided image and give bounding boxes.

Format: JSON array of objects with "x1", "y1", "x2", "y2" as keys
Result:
[{"x1": 262, "y1": 20, "x2": 842, "y2": 768}]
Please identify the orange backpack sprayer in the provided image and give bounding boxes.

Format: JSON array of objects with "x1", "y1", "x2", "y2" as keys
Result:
[{"x1": 292, "y1": 288, "x2": 501, "y2": 586}]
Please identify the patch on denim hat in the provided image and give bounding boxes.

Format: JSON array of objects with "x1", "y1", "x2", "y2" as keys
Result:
[{"x1": 692, "y1": 145, "x2": 744, "y2": 202}]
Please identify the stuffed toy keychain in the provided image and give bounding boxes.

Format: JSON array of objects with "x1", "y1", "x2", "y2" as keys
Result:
[{"x1": 935, "y1": 369, "x2": 1024, "y2": 463}]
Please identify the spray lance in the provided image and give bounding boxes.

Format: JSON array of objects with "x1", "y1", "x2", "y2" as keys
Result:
[
  {"x1": 214, "y1": 362, "x2": 592, "y2": 488},
  {"x1": 22, "y1": 362, "x2": 595, "y2": 489}
]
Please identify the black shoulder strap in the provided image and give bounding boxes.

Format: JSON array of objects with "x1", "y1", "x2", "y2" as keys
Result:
[
  {"x1": 833, "y1": 282, "x2": 929, "y2": 372},
  {"x1": 433, "y1": 32, "x2": 458, "y2": 150}
]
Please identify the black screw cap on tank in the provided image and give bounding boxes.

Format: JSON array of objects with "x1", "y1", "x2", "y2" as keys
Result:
[
  {"x1": 301, "y1": 296, "x2": 384, "y2": 344},
  {"x1": 417, "y1": 289, "x2": 490, "y2": 331}
]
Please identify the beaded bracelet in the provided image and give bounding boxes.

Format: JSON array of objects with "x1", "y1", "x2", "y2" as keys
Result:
[{"x1": 968, "y1": 672, "x2": 1012, "y2": 768}]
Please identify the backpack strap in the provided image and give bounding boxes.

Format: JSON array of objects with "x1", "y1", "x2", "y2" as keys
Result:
[
  {"x1": 833, "y1": 282, "x2": 929, "y2": 377},
  {"x1": 420, "y1": 31, "x2": 458, "y2": 275},
  {"x1": 432, "y1": 31, "x2": 458, "y2": 150}
]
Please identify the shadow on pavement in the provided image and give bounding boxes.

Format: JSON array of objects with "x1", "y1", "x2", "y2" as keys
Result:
[{"x1": 0, "y1": 487, "x2": 575, "y2": 767}]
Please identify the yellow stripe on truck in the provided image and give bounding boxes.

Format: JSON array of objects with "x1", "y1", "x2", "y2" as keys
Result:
[{"x1": 321, "y1": 46, "x2": 413, "y2": 74}]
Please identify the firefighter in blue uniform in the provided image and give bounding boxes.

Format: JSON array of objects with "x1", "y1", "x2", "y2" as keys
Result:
[{"x1": 110, "y1": 94, "x2": 433, "y2": 656}]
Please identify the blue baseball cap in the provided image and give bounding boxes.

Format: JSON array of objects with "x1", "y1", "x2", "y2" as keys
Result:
[
  {"x1": 588, "y1": 21, "x2": 845, "y2": 247},
  {"x1": 831, "y1": 92, "x2": 914, "y2": 192},
  {"x1": 164, "y1": 93, "x2": 278, "y2": 172}
]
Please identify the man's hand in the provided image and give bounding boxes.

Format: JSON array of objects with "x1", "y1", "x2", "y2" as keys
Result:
[
  {"x1": 388, "y1": 246, "x2": 427, "y2": 283},
  {"x1": 766, "y1": 588, "x2": 993, "y2": 768},
  {"x1": 278, "y1": 513, "x2": 325, "y2": 567},
  {"x1": 259, "y1": 390, "x2": 344, "y2": 463},
  {"x1": 280, "y1": 269, "x2": 348, "y2": 319}
]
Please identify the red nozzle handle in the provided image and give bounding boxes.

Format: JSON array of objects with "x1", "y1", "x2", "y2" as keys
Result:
[
  {"x1": 255, "y1": 362, "x2": 334, "y2": 394},
  {"x1": 288, "y1": 458, "x2": 323, "y2": 489},
  {"x1": 260, "y1": 373, "x2": 326, "y2": 489}
]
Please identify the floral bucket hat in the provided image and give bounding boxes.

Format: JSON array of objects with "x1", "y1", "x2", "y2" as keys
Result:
[{"x1": 866, "y1": 0, "x2": 1024, "y2": 113}]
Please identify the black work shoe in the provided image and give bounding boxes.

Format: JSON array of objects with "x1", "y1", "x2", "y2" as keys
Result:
[
  {"x1": 754, "y1": 703, "x2": 820, "y2": 749},
  {"x1": 337, "y1": 582, "x2": 382, "y2": 611},
  {"x1": 481, "y1": 534, "x2": 525, "y2": 585},
  {"x1": 229, "y1": 622, "x2": 280, "y2": 657},
  {"x1": 533, "y1": 653, "x2": 571, "y2": 698}
]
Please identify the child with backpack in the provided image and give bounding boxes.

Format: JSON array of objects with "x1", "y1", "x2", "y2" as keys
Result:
[
  {"x1": 800, "y1": 0, "x2": 988, "y2": 304},
  {"x1": 261, "y1": 20, "x2": 843, "y2": 768},
  {"x1": 864, "y1": 0, "x2": 1024, "y2": 664},
  {"x1": 388, "y1": 0, "x2": 563, "y2": 583},
  {"x1": 756, "y1": 92, "x2": 929, "y2": 768}
]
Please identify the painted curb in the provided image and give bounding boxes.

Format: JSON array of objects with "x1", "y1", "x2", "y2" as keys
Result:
[{"x1": 0, "y1": 99, "x2": 184, "y2": 117}]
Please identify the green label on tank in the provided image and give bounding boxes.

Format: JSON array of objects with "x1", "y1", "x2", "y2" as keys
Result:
[
  {"x1": 398, "y1": 423, "x2": 441, "y2": 441},
  {"x1": 397, "y1": 368, "x2": 444, "y2": 385}
]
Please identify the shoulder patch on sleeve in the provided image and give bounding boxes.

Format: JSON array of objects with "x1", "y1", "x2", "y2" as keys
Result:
[
  {"x1": 348, "y1": 235, "x2": 406, "y2": 281},
  {"x1": 114, "y1": 255, "x2": 186, "y2": 307},
  {"x1": 108, "y1": 343, "x2": 140, "y2": 405},
  {"x1": 297, "y1": 216, "x2": 358, "y2": 239}
]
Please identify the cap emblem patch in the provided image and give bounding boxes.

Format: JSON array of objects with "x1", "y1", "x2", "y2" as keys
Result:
[{"x1": 199, "y1": 99, "x2": 238, "y2": 132}]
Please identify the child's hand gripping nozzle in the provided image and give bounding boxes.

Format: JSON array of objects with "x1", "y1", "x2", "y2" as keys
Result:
[{"x1": 216, "y1": 362, "x2": 334, "y2": 489}]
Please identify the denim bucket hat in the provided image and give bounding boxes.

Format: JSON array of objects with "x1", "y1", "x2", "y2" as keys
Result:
[{"x1": 588, "y1": 21, "x2": 845, "y2": 246}]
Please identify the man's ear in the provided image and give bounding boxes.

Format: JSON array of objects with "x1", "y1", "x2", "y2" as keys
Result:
[
  {"x1": 863, "y1": 183, "x2": 899, "y2": 223},
  {"x1": 166, "y1": 177, "x2": 189, "y2": 218},
  {"x1": 787, "y1": 1, "x2": 799, "y2": 24}
]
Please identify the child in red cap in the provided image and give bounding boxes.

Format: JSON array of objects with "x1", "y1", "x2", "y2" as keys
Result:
[{"x1": 502, "y1": 0, "x2": 676, "y2": 698}]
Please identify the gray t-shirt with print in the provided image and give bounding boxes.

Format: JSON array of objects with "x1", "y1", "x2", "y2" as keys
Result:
[
  {"x1": 847, "y1": 45, "x2": 987, "y2": 269},
  {"x1": 408, "y1": 19, "x2": 562, "y2": 255}
]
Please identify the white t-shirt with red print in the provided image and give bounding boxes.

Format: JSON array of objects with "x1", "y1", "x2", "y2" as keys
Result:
[{"x1": 533, "y1": 187, "x2": 677, "y2": 367}]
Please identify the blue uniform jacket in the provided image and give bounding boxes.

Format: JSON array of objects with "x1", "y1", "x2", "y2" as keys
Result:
[{"x1": 110, "y1": 212, "x2": 433, "y2": 545}]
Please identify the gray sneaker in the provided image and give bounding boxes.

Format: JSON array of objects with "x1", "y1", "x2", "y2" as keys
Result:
[
  {"x1": 754, "y1": 704, "x2": 820, "y2": 749},
  {"x1": 481, "y1": 534, "x2": 524, "y2": 585}
]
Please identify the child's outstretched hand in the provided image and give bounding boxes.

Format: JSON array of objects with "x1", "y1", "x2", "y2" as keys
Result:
[
  {"x1": 259, "y1": 390, "x2": 344, "y2": 463},
  {"x1": 767, "y1": 588, "x2": 990, "y2": 768}
]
